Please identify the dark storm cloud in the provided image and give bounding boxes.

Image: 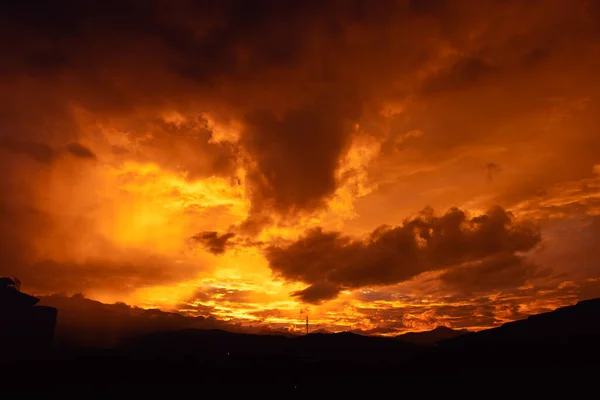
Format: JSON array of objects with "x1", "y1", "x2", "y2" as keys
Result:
[
  {"x1": 0, "y1": 0, "x2": 452, "y2": 229},
  {"x1": 1, "y1": 0, "x2": 599, "y2": 302},
  {"x1": 439, "y1": 253, "x2": 548, "y2": 294},
  {"x1": 0, "y1": 139, "x2": 56, "y2": 164},
  {"x1": 240, "y1": 99, "x2": 358, "y2": 218},
  {"x1": 266, "y1": 206, "x2": 541, "y2": 302},
  {"x1": 1, "y1": 0, "x2": 597, "y2": 197},
  {"x1": 65, "y1": 142, "x2": 96, "y2": 159},
  {"x1": 192, "y1": 231, "x2": 236, "y2": 255},
  {"x1": 1, "y1": 140, "x2": 96, "y2": 163},
  {"x1": 291, "y1": 281, "x2": 342, "y2": 304}
]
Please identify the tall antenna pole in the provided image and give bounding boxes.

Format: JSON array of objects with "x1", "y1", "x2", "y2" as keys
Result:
[{"x1": 306, "y1": 315, "x2": 309, "y2": 335}]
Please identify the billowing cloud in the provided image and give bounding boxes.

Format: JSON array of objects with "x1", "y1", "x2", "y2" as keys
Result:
[
  {"x1": 439, "y1": 253, "x2": 547, "y2": 294},
  {"x1": 192, "y1": 231, "x2": 236, "y2": 255},
  {"x1": 291, "y1": 281, "x2": 342, "y2": 304},
  {"x1": 0, "y1": 0, "x2": 509, "y2": 232},
  {"x1": 65, "y1": 142, "x2": 96, "y2": 159},
  {"x1": 0, "y1": 0, "x2": 599, "y2": 334},
  {"x1": 267, "y1": 206, "x2": 541, "y2": 303},
  {"x1": 240, "y1": 99, "x2": 357, "y2": 220},
  {"x1": 0, "y1": 139, "x2": 56, "y2": 164}
]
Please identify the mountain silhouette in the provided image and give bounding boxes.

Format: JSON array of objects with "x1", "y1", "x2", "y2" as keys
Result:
[
  {"x1": 3, "y1": 296, "x2": 600, "y2": 394},
  {"x1": 394, "y1": 326, "x2": 469, "y2": 345},
  {"x1": 119, "y1": 328, "x2": 423, "y2": 365},
  {"x1": 36, "y1": 293, "x2": 300, "y2": 349},
  {"x1": 432, "y1": 297, "x2": 600, "y2": 386},
  {"x1": 441, "y1": 298, "x2": 600, "y2": 348}
]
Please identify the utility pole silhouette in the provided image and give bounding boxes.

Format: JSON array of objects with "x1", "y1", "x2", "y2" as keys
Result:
[{"x1": 300, "y1": 308, "x2": 310, "y2": 335}]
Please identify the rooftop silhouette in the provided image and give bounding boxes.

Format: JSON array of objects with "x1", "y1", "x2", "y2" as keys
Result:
[{"x1": 0, "y1": 277, "x2": 57, "y2": 359}]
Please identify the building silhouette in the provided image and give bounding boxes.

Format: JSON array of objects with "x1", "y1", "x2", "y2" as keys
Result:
[{"x1": 0, "y1": 277, "x2": 57, "y2": 359}]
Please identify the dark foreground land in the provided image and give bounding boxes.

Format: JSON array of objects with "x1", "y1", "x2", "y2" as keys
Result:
[{"x1": 3, "y1": 299, "x2": 600, "y2": 395}]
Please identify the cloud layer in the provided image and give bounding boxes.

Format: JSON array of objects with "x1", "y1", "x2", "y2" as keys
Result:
[
  {"x1": 267, "y1": 206, "x2": 541, "y2": 303},
  {"x1": 1, "y1": 0, "x2": 599, "y2": 333}
]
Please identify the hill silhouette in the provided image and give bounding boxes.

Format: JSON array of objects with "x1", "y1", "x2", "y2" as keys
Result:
[
  {"x1": 3, "y1": 296, "x2": 600, "y2": 394},
  {"x1": 435, "y1": 298, "x2": 600, "y2": 370},
  {"x1": 394, "y1": 325, "x2": 469, "y2": 345},
  {"x1": 37, "y1": 293, "x2": 296, "y2": 348},
  {"x1": 441, "y1": 298, "x2": 600, "y2": 346},
  {"x1": 120, "y1": 328, "x2": 423, "y2": 366}
]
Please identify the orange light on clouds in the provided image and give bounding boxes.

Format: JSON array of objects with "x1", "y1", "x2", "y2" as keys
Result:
[{"x1": 4, "y1": 0, "x2": 600, "y2": 337}]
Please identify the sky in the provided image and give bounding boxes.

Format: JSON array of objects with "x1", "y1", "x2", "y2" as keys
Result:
[{"x1": 2, "y1": 0, "x2": 600, "y2": 336}]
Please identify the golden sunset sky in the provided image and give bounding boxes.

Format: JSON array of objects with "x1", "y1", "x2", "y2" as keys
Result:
[{"x1": 2, "y1": 0, "x2": 600, "y2": 335}]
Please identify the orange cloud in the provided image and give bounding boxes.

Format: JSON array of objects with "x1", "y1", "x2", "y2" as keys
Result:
[
  {"x1": 265, "y1": 206, "x2": 541, "y2": 303},
  {"x1": 1, "y1": 0, "x2": 600, "y2": 335}
]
